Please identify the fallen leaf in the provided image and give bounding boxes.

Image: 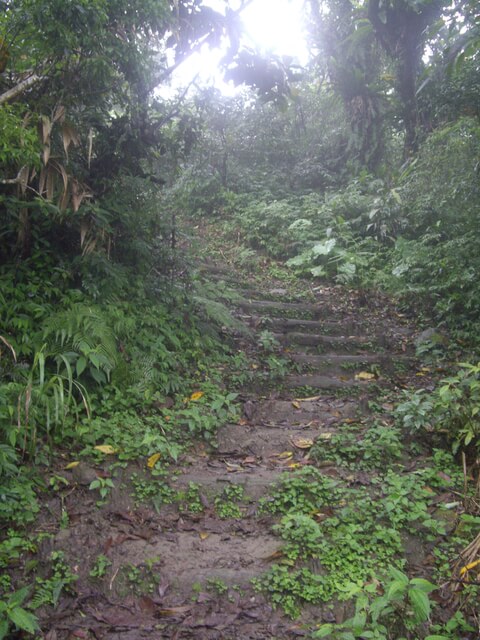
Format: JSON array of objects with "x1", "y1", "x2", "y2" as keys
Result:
[
  {"x1": 288, "y1": 462, "x2": 303, "y2": 469},
  {"x1": 459, "y1": 559, "x2": 480, "y2": 577},
  {"x1": 64, "y1": 461, "x2": 80, "y2": 470},
  {"x1": 355, "y1": 371, "x2": 376, "y2": 381},
  {"x1": 238, "y1": 419, "x2": 248, "y2": 426},
  {"x1": 158, "y1": 580, "x2": 170, "y2": 598},
  {"x1": 94, "y1": 445, "x2": 116, "y2": 455},
  {"x1": 291, "y1": 401, "x2": 301, "y2": 409},
  {"x1": 225, "y1": 461, "x2": 242, "y2": 472},
  {"x1": 147, "y1": 453, "x2": 161, "y2": 469},
  {"x1": 318, "y1": 432, "x2": 333, "y2": 440},
  {"x1": 277, "y1": 451, "x2": 294, "y2": 459},
  {"x1": 294, "y1": 395, "x2": 321, "y2": 402},
  {"x1": 139, "y1": 596, "x2": 157, "y2": 614},
  {"x1": 291, "y1": 437, "x2": 314, "y2": 449},
  {"x1": 263, "y1": 549, "x2": 284, "y2": 561},
  {"x1": 242, "y1": 456, "x2": 256, "y2": 464},
  {"x1": 199, "y1": 532, "x2": 210, "y2": 540},
  {"x1": 158, "y1": 605, "x2": 192, "y2": 617},
  {"x1": 189, "y1": 391, "x2": 204, "y2": 401}
]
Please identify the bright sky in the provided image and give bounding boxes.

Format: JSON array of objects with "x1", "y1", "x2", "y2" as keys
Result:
[{"x1": 164, "y1": 0, "x2": 308, "y2": 95}]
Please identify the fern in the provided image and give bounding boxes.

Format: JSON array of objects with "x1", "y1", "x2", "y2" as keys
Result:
[
  {"x1": 42, "y1": 304, "x2": 120, "y2": 378},
  {"x1": 193, "y1": 281, "x2": 250, "y2": 334}
]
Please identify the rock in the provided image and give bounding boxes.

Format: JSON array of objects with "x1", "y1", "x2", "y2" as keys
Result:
[
  {"x1": 71, "y1": 462, "x2": 98, "y2": 486},
  {"x1": 414, "y1": 327, "x2": 448, "y2": 348}
]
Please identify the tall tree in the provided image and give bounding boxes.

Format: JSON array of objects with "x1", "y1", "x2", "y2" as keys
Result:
[{"x1": 367, "y1": 0, "x2": 445, "y2": 155}]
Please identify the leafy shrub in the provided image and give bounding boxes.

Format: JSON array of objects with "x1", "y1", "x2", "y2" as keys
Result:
[{"x1": 395, "y1": 362, "x2": 480, "y2": 454}]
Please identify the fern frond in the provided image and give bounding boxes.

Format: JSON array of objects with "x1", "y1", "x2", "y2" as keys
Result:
[{"x1": 42, "y1": 304, "x2": 119, "y2": 374}]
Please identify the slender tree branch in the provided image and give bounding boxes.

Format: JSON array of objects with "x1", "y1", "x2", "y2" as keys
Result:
[{"x1": 0, "y1": 73, "x2": 43, "y2": 105}]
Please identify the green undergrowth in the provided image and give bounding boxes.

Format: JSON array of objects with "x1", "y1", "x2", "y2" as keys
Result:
[{"x1": 254, "y1": 445, "x2": 477, "y2": 634}]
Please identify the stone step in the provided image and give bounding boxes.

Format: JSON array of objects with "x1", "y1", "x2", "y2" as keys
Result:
[
  {"x1": 247, "y1": 315, "x2": 360, "y2": 335},
  {"x1": 287, "y1": 353, "x2": 412, "y2": 375},
  {"x1": 236, "y1": 299, "x2": 324, "y2": 318},
  {"x1": 172, "y1": 465, "x2": 285, "y2": 500},
  {"x1": 285, "y1": 373, "x2": 356, "y2": 390},
  {"x1": 273, "y1": 331, "x2": 377, "y2": 352},
  {"x1": 252, "y1": 398, "x2": 358, "y2": 424},
  {"x1": 114, "y1": 529, "x2": 281, "y2": 591},
  {"x1": 217, "y1": 423, "x2": 326, "y2": 458}
]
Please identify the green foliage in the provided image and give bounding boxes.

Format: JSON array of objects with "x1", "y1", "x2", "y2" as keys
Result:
[
  {"x1": 0, "y1": 587, "x2": 39, "y2": 639},
  {"x1": 312, "y1": 422, "x2": 403, "y2": 470},
  {"x1": 0, "y1": 531, "x2": 36, "y2": 570},
  {"x1": 0, "y1": 105, "x2": 41, "y2": 170},
  {"x1": 0, "y1": 471, "x2": 39, "y2": 524},
  {"x1": 395, "y1": 362, "x2": 480, "y2": 454},
  {"x1": 130, "y1": 472, "x2": 175, "y2": 510},
  {"x1": 43, "y1": 304, "x2": 120, "y2": 384},
  {"x1": 177, "y1": 482, "x2": 204, "y2": 514},
  {"x1": 273, "y1": 514, "x2": 323, "y2": 560},
  {"x1": 89, "y1": 476, "x2": 114, "y2": 501},
  {"x1": 31, "y1": 550, "x2": 78, "y2": 610},
  {"x1": 259, "y1": 467, "x2": 343, "y2": 515},
  {"x1": 214, "y1": 483, "x2": 245, "y2": 519},
  {"x1": 313, "y1": 569, "x2": 443, "y2": 639},
  {"x1": 89, "y1": 554, "x2": 112, "y2": 579}
]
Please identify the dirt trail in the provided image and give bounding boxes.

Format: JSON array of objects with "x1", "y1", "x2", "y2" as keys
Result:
[{"x1": 39, "y1": 259, "x2": 423, "y2": 639}]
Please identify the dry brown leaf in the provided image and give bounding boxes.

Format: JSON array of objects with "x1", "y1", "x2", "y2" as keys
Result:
[
  {"x1": 43, "y1": 143, "x2": 51, "y2": 167},
  {"x1": 62, "y1": 121, "x2": 80, "y2": 158},
  {"x1": 52, "y1": 104, "x2": 65, "y2": 123},
  {"x1": 40, "y1": 115, "x2": 52, "y2": 145},
  {"x1": 291, "y1": 437, "x2": 314, "y2": 449},
  {"x1": 158, "y1": 605, "x2": 192, "y2": 617}
]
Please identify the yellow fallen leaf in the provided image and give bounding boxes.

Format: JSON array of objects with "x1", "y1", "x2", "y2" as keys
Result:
[
  {"x1": 278, "y1": 451, "x2": 294, "y2": 459},
  {"x1": 288, "y1": 463, "x2": 302, "y2": 469},
  {"x1": 94, "y1": 445, "x2": 116, "y2": 455},
  {"x1": 355, "y1": 371, "x2": 376, "y2": 381},
  {"x1": 189, "y1": 391, "x2": 204, "y2": 401},
  {"x1": 199, "y1": 532, "x2": 210, "y2": 541},
  {"x1": 147, "y1": 453, "x2": 161, "y2": 469},
  {"x1": 291, "y1": 437, "x2": 314, "y2": 449},
  {"x1": 318, "y1": 432, "x2": 333, "y2": 440},
  {"x1": 294, "y1": 395, "x2": 321, "y2": 402},
  {"x1": 64, "y1": 461, "x2": 80, "y2": 470},
  {"x1": 291, "y1": 401, "x2": 301, "y2": 409},
  {"x1": 459, "y1": 559, "x2": 480, "y2": 576}
]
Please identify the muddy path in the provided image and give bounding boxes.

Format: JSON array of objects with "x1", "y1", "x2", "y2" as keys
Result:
[{"x1": 23, "y1": 251, "x2": 476, "y2": 639}]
